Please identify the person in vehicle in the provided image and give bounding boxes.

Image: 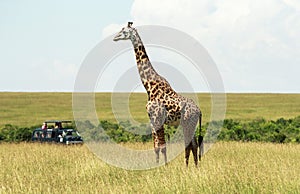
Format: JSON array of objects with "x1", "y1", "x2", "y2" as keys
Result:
[
  {"x1": 42, "y1": 123, "x2": 47, "y2": 130},
  {"x1": 54, "y1": 122, "x2": 62, "y2": 129}
]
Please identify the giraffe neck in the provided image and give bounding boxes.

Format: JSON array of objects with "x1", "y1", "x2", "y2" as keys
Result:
[
  {"x1": 130, "y1": 29, "x2": 177, "y2": 100},
  {"x1": 131, "y1": 30, "x2": 160, "y2": 91}
]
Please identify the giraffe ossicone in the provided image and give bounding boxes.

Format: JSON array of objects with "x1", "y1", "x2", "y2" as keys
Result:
[{"x1": 114, "y1": 22, "x2": 204, "y2": 167}]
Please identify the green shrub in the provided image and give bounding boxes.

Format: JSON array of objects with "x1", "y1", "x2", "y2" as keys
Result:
[
  {"x1": 216, "y1": 117, "x2": 300, "y2": 143},
  {"x1": 1, "y1": 116, "x2": 299, "y2": 143},
  {"x1": 0, "y1": 124, "x2": 33, "y2": 142}
]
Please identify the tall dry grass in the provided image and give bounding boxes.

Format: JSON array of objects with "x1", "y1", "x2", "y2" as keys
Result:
[{"x1": 1, "y1": 142, "x2": 299, "y2": 193}]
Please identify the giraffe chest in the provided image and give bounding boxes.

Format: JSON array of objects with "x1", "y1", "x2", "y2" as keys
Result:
[
  {"x1": 144, "y1": 81, "x2": 185, "y2": 126},
  {"x1": 164, "y1": 100, "x2": 182, "y2": 126},
  {"x1": 144, "y1": 81, "x2": 175, "y2": 100},
  {"x1": 148, "y1": 97, "x2": 183, "y2": 127}
]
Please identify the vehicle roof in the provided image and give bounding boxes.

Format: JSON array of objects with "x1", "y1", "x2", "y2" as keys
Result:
[
  {"x1": 34, "y1": 128, "x2": 75, "y2": 131},
  {"x1": 44, "y1": 120, "x2": 72, "y2": 123}
]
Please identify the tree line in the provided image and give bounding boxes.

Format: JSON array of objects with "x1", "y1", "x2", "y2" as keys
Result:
[{"x1": 0, "y1": 116, "x2": 299, "y2": 143}]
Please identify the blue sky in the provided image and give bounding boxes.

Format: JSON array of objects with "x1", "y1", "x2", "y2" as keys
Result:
[
  {"x1": 0, "y1": 0, "x2": 299, "y2": 92},
  {"x1": 0, "y1": 0, "x2": 132, "y2": 91}
]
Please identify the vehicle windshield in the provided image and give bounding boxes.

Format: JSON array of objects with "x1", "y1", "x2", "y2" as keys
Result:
[{"x1": 65, "y1": 130, "x2": 80, "y2": 137}]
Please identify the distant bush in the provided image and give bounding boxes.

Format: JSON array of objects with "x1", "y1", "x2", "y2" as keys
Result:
[
  {"x1": 0, "y1": 124, "x2": 38, "y2": 142},
  {"x1": 1, "y1": 116, "x2": 299, "y2": 143},
  {"x1": 78, "y1": 120, "x2": 152, "y2": 143},
  {"x1": 217, "y1": 116, "x2": 300, "y2": 143}
]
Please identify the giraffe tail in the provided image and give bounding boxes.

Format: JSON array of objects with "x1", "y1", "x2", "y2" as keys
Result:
[{"x1": 198, "y1": 112, "x2": 204, "y2": 161}]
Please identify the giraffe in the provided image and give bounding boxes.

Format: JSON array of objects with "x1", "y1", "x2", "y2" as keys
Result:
[{"x1": 113, "y1": 22, "x2": 203, "y2": 166}]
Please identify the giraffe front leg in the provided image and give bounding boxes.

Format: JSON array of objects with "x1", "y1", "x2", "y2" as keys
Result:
[
  {"x1": 157, "y1": 127, "x2": 167, "y2": 165},
  {"x1": 161, "y1": 144, "x2": 167, "y2": 165},
  {"x1": 147, "y1": 100, "x2": 167, "y2": 165},
  {"x1": 153, "y1": 128, "x2": 168, "y2": 164},
  {"x1": 155, "y1": 148, "x2": 160, "y2": 163},
  {"x1": 153, "y1": 131, "x2": 160, "y2": 163}
]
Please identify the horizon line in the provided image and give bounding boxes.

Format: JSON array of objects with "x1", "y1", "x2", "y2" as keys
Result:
[{"x1": 0, "y1": 90, "x2": 299, "y2": 94}]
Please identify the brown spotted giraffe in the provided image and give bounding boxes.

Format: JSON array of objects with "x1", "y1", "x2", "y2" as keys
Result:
[{"x1": 113, "y1": 22, "x2": 203, "y2": 166}]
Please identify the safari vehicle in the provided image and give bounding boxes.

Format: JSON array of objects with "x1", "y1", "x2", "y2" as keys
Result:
[{"x1": 31, "y1": 120, "x2": 83, "y2": 145}]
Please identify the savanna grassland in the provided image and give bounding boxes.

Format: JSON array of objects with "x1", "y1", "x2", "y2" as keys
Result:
[
  {"x1": 0, "y1": 92, "x2": 300, "y2": 193},
  {"x1": 1, "y1": 142, "x2": 299, "y2": 193}
]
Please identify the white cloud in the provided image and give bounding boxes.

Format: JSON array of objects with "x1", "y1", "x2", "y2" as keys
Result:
[
  {"x1": 104, "y1": 0, "x2": 300, "y2": 92},
  {"x1": 102, "y1": 23, "x2": 128, "y2": 39},
  {"x1": 283, "y1": 0, "x2": 300, "y2": 11}
]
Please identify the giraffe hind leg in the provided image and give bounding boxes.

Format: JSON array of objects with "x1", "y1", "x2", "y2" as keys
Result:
[
  {"x1": 185, "y1": 143, "x2": 192, "y2": 167},
  {"x1": 181, "y1": 106, "x2": 200, "y2": 167},
  {"x1": 185, "y1": 139, "x2": 198, "y2": 167},
  {"x1": 192, "y1": 139, "x2": 198, "y2": 167}
]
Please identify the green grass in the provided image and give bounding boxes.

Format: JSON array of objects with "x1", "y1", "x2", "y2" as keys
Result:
[
  {"x1": 225, "y1": 93, "x2": 300, "y2": 120},
  {"x1": 0, "y1": 92, "x2": 299, "y2": 128},
  {"x1": 0, "y1": 142, "x2": 299, "y2": 193},
  {"x1": 0, "y1": 92, "x2": 73, "y2": 127}
]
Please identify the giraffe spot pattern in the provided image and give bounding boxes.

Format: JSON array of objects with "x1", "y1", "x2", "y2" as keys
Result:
[{"x1": 115, "y1": 25, "x2": 202, "y2": 166}]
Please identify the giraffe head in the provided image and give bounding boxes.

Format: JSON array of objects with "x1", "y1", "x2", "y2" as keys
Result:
[{"x1": 113, "y1": 22, "x2": 136, "y2": 41}]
